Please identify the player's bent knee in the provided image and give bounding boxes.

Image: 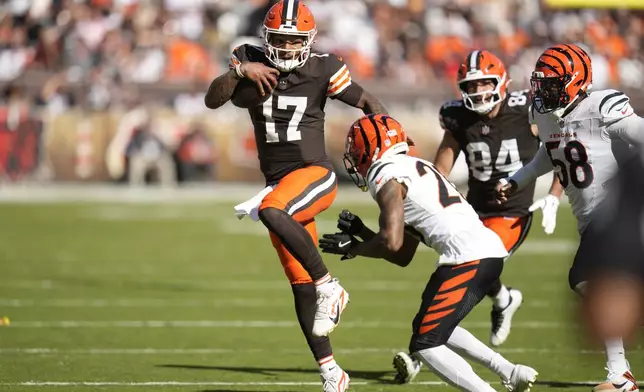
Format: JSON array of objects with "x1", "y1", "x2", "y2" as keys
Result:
[
  {"x1": 258, "y1": 206, "x2": 287, "y2": 228},
  {"x1": 409, "y1": 332, "x2": 445, "y2": 353}
]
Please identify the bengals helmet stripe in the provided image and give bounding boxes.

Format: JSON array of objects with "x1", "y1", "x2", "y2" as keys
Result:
[
  {"x1": 368, "y1": 114, "x2": 384, "y2": 155},
  {"x1": 356, "y1": 121, "x2": 371, "y2": 166},
  {"x1": 531, "y1": 43, "x2": 592, "y2": 114},
  {"x1": 467, "y1": 50, "x2": 481, "y2": 71},
  {"x1": 564, "y1": 44, "x2": 590, "y2": 87}
]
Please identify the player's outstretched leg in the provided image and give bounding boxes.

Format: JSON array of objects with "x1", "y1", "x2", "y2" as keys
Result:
[
  {"x1": 405, "y1": 258, "x2": 525, "y2": 391},
  {"x1": 271, "y1": 220, "x2": 349, "y2": 392},
  {"x1": 395, "y1": 326, "x2": 537, "y2": 391},
  {"x1": 570, "y1": 225, "x2": 639, "y2": 392},
  {"x1": 488, "y1": 280, "x2": 523, "y2": 346},
  {"x1": 292, "y1": 283, "x2": 350, "y2": 392},
  {"x1": 481, "y1": 216, "x2": 532, "y2": 346},
  {"x1": 591, "y1": 339, "x2": 639, "y2": 392},
  {"x1": 259, "y1": 166, "x2": 349, "y2": 337}
]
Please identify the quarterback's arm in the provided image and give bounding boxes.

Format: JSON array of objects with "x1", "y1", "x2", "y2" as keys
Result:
[
  {"x1": 335, "y1": 82, "x2": 388, "y2": 115},
  {"x1": 349, "y1": 181, "x2": 419, "y2": 266},
  {"x1": 434, "y1": 131, "x2": 460, "y2": 177},
  {"x1": 204, "y1": 69, "x2": 240, "y2": 109},
  {"x1": 508, "y1": 144, "x2": 553, "y2": 189}
]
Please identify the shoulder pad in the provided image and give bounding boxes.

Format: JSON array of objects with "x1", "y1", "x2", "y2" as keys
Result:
[{"x1": 596, "y1": 90, "x2": 633, "y2": 124}]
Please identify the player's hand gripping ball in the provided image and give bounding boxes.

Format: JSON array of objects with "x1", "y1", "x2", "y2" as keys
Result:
[{"x1": 231, "y1": 62, "x2": 280, "y2": 108}]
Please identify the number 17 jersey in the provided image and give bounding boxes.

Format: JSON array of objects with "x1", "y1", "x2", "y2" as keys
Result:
[
  {"x1": 439, "y1": 91, "x2": 539, "y2": 217},
  {"x1": 230, "y1": 44, "x2": 354, "y2": 184}
]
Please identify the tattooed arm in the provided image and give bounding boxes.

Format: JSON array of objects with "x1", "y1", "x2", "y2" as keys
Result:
[
  {"x1": 349, "y1": 181, "x2": 419, "y2": 266},
  {"x1": 204, "y1": 70, "x2": 240, "y2": 110},
  {"x1": 335, "y1": 82, "x2": 388, "y2": 115},
  {"x1": 356, "y1": 88, "x2": 388, "y2": 115},
  {"x1": 204, "y1": 63, "x2": 279, "y2": 109}
]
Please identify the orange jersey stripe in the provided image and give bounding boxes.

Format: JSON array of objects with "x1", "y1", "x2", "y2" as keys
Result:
[
  {"x1": 426, "y1": 287, "x2": 467, "y2": 313},
  {"x1": 421, "y1": 308, "x2": 455, "y2": 325},
  {"x1": 438, "y1": 268, "x2": 477, "y2": 293},
  {"x1": 419, "y1": 322, "x2": 440, "y2": 335}
]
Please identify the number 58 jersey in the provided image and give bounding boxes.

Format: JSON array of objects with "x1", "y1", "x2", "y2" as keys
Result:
[
  {"x1": 439, "y1": 90, "x2": 540, "y2": 217},
  {"x1": 530, "y1": 89, "x2": 636, "y2": 234},
  {"x1": 367, "y1": 155, "x2": 508, "y2": 266}
]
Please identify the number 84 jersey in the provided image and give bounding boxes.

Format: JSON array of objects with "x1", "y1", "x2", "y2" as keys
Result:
[{"x1": 439, "y1": 90, "x2": 540, "y2": 217}]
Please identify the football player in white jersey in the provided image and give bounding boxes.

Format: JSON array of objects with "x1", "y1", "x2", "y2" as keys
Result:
[
  {"x1": 319, "y1": 114, "x2": 538, "y2": 392},
  {"x1": 496, "y1": 43, "x2": 644, "y2": 392}
]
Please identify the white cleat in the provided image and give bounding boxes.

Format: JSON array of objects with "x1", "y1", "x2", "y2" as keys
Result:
[
  {"x1": 392, "y1": 351, "x2": 422, "y2": 384},
  {"x1": 502, "y1": 364, "x2": 538, "y2": 392},
  {"x1": 593, "y1": 370, "x2": 639, "y2": 392},
  {"x1": 321, "y1": 365, "x2": 350, "y2": 392},
  {"x1": 490, "y1": 288, "x2": 523, "y2": 347},
  {"x1": 312, "y1": 278, "x2": 350, "y2": 337}
]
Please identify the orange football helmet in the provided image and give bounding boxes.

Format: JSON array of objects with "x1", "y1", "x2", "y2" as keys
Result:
[
  {"x1": 344, "y1": 114, "x2": 408, "y2": 191},
  {"x1": 457, "y1": 50, "x2": 510, "y2": 114},
  {"x1": 262, "y1": 0, "x2": 317, "y2": 72},
  {"x1": 530, "y1": 44, "x2": 592, "y2": 114}
]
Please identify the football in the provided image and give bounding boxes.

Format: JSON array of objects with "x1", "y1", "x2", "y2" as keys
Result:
[{"x1": 231, "y1": 78, "x2": 271, "y2": 109}]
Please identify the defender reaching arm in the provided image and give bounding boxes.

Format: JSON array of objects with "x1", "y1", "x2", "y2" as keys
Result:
[{"x1": 320, "y1": 181, "x2": 419, "y2": 267}]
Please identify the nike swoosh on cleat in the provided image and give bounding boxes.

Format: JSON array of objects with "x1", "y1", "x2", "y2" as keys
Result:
[
  {"x1": 612, "y1": 382, "x2": 628, "y2": 389},
  {"x1": 329, "y1": 301, "x2": 341, "y2": 324}
]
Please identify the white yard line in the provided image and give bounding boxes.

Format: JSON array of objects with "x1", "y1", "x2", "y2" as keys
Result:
[
  {"x1": 0, "y1": 380, "x2": 619, "y2": 387},
  {"x1": 0, "y1": 298, "x2": 568, "y2": 308},
  {"x1": 5, "y1": 320, "x2": 570, "y2": 329},
  {"x1": 2, "y1": 280, "x2": 569, "y2": 293},
  {"x1": 0, "y1": 347, "x2": 626, "y2": 355}
]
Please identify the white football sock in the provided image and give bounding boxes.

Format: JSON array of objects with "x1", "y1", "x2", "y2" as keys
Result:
[
  {"x1": 318, "y1": 355, "x2": 337, "y2": 374},
  {"x1": 413, "y1": 345, "x2": 496, "y2": 392},
  {"x1": 493, "y1": 285, "x2": 510, "y2": 309},
  {"x1": 605, "y1": 338, "x2": 629, "y2": 375},
  {"x1": 447, "y1": 326, "x2": 515, "y2": 380}
]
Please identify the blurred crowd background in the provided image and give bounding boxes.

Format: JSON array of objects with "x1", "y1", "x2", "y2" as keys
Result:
[{"x1": 0, "y1": 0, "x2": 643, "y2": 185}]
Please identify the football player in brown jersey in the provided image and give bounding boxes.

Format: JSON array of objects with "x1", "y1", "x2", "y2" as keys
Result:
[
  {"x1": 204, "y1": 1, "x2": 387, "y2": 391},
  {"x1": 392, "y1": 50, "x2": 563, "y2": 384}
]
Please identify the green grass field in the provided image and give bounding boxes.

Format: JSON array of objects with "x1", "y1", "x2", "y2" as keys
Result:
[{"x1": 0, "y1": 192, "x2": 642, "y2": 392}]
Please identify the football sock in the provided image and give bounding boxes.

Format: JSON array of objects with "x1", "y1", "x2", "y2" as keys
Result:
[
  {"x1": 318, "y1": 355, "x2": 337, "y2": 374},
  {"x1": 414, "y1": 345, "x2": 496, "y2": 392},
  {"x1": 292, "y1": 283, "x2": 333, "y2": 361},
  {"x1": 447, "y1": 326, "x2": 514, "y2": 380},
  {"x1": 259, "y1": 207, "x2": 329, "y2": 281},
  {"x1": 605, "y1": 338, "x2": 629, "y2": 375},
  {"x1": 491, "y1": 283, "x2": 511, "y2": 309}
]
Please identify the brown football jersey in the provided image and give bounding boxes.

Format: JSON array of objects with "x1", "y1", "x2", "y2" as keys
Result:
[
  {"x1": 439, "y1": 90, "x2": 540, "y2": 217},
  {"x1": 230, "y1": 44, "x2": 353, "y2": 184}
]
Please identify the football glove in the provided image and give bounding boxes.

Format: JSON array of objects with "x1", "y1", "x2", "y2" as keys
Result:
[
  {"x1": 494, "y1": 178, "x2": 518, "y2": 204},
  {"x1": 337, "y1": 209, "x2": 365, "y2": 236},
  {"x1": 529, "y1": 194, "x2": 560, "y2": 235},
  {"x1": 319, "y1": 232, "x2": 358, "y2": 260}
]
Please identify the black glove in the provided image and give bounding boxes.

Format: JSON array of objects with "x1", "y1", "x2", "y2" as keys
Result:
[
  {"x1": 319, "y1": 232, "x2": 358, "y2": 260},
  {"x1": 337, "y1": 209, "x2": 365, "y2": 236}
]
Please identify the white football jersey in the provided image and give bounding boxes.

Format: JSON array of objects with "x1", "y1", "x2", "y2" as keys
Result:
[
  {"x1": 530, "y1": 89, "x2": 636, "y2": 234},
  {"x1": 367, "y1": 154, "x2": 508, "y2": 266}
]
